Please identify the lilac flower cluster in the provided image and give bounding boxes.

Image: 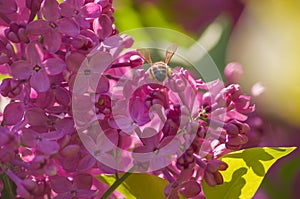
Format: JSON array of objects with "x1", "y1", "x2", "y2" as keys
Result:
[{"x1": 0, "y1": 0, "x2": 254, "y2": 198}]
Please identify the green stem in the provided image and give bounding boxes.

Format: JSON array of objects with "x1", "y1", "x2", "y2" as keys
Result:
[{"x1": 101, "y1": 171, "x2": 133, "y2": 199}]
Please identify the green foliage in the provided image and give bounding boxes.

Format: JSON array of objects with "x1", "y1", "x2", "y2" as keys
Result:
[
  {"x1": 202, "y1": 147, "x2": 296, "y2": 199},
  {"x1": 0, "y1": 173, "x2": 17, "y2": 199},
  {"x1": 99, "y1": 173, "x2": 169, "y2": 199},
  {"x1": 114, "y1": 0, "x2": 183, "y2": 33}
]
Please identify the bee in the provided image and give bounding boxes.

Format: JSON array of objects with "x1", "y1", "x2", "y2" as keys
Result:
[{"x1": 137, "y1": 44, "x2": 178, "y2": 82}]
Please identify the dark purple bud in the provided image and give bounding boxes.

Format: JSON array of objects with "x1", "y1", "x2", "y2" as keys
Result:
[
  {"x1": 224, "y1": 122, "x2": 239, "y2": 135},
  {"x1": 0, "y1": 78, "x2": 22, "y2": 98},
  {"x1": 214, "y1": 171, "x2": 224, "y2": 185},
  {"x1": 179, "y1": 180, "x2": 201, "y2": 198},
  {"x1": 226, "y1": 134, "x2": 248, "y2": 146},
  {"x1": 4, "y1": 22, "x2": 29, "y2": 43},
  {"x1": 206, "y1": 160, "x2": 228, "y2": 173},
  {"x1": 204, "y1": 171, "x2": 217, "y2": 186},
  {"x1": 129, "y1": 54, "x2": 143, "y2": 67},
  {"x1": 26, "y1": 0, "x2": 43, "y2": 22}
]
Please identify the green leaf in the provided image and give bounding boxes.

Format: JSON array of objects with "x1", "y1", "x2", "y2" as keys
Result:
[
  {"x1": 0, "y1": 173, "x2": 17, "y2": 199},
  {"x1": 99, "y1": 173, "x2": 169, "y2": 199},
  {"x1": 202, "y1": 147, "x2": 296, "y2": 199}
]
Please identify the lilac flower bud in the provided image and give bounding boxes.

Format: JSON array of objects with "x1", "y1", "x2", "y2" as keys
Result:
[
  {"x1": 224, "y1": 62, "x2": 243, "y2": 83},
  {"x1": 203, "y1": 160, "x2": 228, "y2": 186},
  {"x1": 224, "y1": 122, "x2": 239, "y2": 135},
  {"x1": 129, "y1": 54, "x2": 143, "y2": 68},
  {"x1": 0, "y1": 78, "x2": 22, "y2": 98},
  {"x1": 60, "y1": 144, "x2": 81, "y2": 158},
  {"x1": 226, "y1": 134, "x2": 248, "y2": 150},
  {"x1": 0, "y1": 38, "x2": 15, "y2": 64},
  {"x1": 206, "y1": 160, "x2": 228, "y2": 173},
  {"x1": 5, "y1": 22, "x2": 29, "y2": 43}
]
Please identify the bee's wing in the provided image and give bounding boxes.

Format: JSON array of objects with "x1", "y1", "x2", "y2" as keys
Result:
[
  {"x1": 137, "y1": 48, "x2": 152, "y2": 65},
  {"x1": 165, "y1": 43, "x2": 178, "y2": 64}
]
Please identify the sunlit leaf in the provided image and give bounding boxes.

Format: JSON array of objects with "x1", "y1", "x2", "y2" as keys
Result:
[
  {"x1": 203, "y1": 147, "x2": 296, "y2": 199},
  {"x1": 99, "y1": 173, "x2": 169, "y2": 199},
  {"x1": 0, "y1": 173, "x2": 17, "y2": 199}
]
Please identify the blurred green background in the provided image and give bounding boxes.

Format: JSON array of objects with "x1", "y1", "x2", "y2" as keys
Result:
[{"x1": 113, "y1": 0, "x2": 300, "y2": 198}]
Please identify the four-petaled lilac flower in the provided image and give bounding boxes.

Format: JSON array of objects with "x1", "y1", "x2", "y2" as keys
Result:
[
  {"x1": 21, "y1": 128, "x2": 60, "y2": 155},
  {"x1": 164, "y1": 168, "x2": 201, "y2": 199},
  {"x1": 10, "y1": 41, "x2": 65, "y2": 92},
  {"x1": 50, "y1": 174, "x2": 98, "y2": 199},
  {"x1": 59, "y1": 0, "x2": 102, "y2": 29},
  {"x1": 134, "y1": 128, "x2": 181, "y2": 171},
  {"x1": 26, "y1": 0, "x2": 80, "y2": 52}
]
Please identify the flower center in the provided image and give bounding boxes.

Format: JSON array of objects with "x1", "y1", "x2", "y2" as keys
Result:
[
  {"x1": 84, "y1": 69, "x2": 91, "y2": 75},
  {"x1": 0, "y1": 52, "x2": 7, "y2": 57},
  {"x1": 49, "y1": 21, "x2": 57, "y2": 29},
  {"x1": 33, "y1": 65, "x2": 41, "y2": 72},
  {"x1": 73, "y1": 9, "x2": 79, "y2": 15},
  {"x1": 98, "y1": 99, "x2": 105, "y2": 106}
]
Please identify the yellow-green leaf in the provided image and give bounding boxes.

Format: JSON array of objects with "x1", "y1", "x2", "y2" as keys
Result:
[
  {"x1": 99, "y1": 173, "x2": 169, "y2": 199},
  {"x1": 203, "y1": 147, "x2": 296, "y2": 199}
]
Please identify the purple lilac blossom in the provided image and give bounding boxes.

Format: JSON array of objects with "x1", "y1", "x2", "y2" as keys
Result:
[{"x1": 0, "y1": 0, "x2": 255, "y2": 198}]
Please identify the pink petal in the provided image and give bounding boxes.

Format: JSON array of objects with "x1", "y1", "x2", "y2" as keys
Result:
[
  {"x1": 34, "y1": 91, "x2": 55, "y2": 109},
  {"x1": 74, "y1": 174, "x2": 93, "y2": 189},
  {"x1": 20, "y1": 128, "x2": 37, "y2": 147},
  {"x1": 37, "y1": 139, "x2": 59, "y2": 155},
  {"x1": 179, "y1": 180, "x2": 201, "y2": 197},
  {"x1": 80, "y1": 3, "x2": 101, "y2": 18},
  {"x1": 3, "y1": 102, "x2": 24, "y2": 125},
  {"x1": 140, "y1": 128, "x2": 160, "y2": 149},
  {"x1": 158, "y1": 136, "x2": 181, "y2": 155},
  {"x1": 54, "y1": 193, "x2": 73, "y2": 199},
  {"x1": 93, "y1": 14, "x2": 112, "y2": 40},
  {"x1": 55, "y1": 87, "x2": 71, "y2": 106},
  {"x1": 76, "y1": 189, "x2": 97, "y2": 197},
  {"x1": 0, "y1": 0, "x2": 17, "y2": 14},
  {"x1": 26, "y1": 20, "x2": 51, "y2": 35},
  {"x1": 30, "y1": 69, "x2": 50, "y2": 92},
  {"x1": 0, "y1": 63, "x2": 9, "y2": 74},
  {"x1": 70, "y1": 73, "x2": 89, "y2": 94},
  {"x1": 26, "y1": 41, "x2": 43, "y2": 64},
  {"x1": 25, "y1": 108, "x2": 49, "y2": 126},
  {"x1": 227, "y1": 110, "x2": 248, "y2": 121},
  {"x1": 42, "y1": 0, "x2": 59, "y2": 21},
  {"x1": 77, "y1": 155, "x2": 96, "y2": 171},
  {"x1": 66, "y1": 0, "x2": 84, "y2": 8},
  {"x1": 88, "y1": 72, "x2": 102, "y2": 91},
  {"x1": 177, "y1": 168, "x2": 194, "y2": 182},
  {"x1": 96, "y1": 132, "x2": 117, "y2": 151},
  {"x1": 66, "y1": 51, "x2": 85, "y2": 72},
  {"x1": 42, "y1": 130, "x2": 65, "y2": 140},
  {"x1": 57, "y1": 18, "x2": 80, "y2": 37},
  {"x1": 129, "y1": 97, "x2": 150, "y2": 125},
  {"x1": 75, "y1": 15, "x2": 90, "y2": 29},
  {"x1": 224, "y1": 62, "x2": 243, "y2": 83},
  {"x1": 43, "y1": 30, "x2": 61, "y2": 53},
  {"x1": 89, "y1": 51, "x2": 113, "y2": 73},
  {"x1": 50, "y1": 176, "x2": 72, "y2": 193},
  {"x1": 102, "y1": 35, "x2": 122, "y2": 48},
  {"x1": 43, "y1": 58, "x2": 66, "y2": 75},
  {"x1": 134, "y1": 145, "x2": 154, "y2": 153},
  {"x1": 10, "y1": 61, "x2": 32, "y2": 79},
  {"x1": 59, "y1": 2, "x2": 75, "y2": 18},
  {"x1": 96, "y1": 76, "x2": 109, "y2": 93}
]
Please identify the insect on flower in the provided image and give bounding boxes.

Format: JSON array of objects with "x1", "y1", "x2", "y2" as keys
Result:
[{"x1": 137, "y1": 44, "x2": 178, "y2": 82}]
